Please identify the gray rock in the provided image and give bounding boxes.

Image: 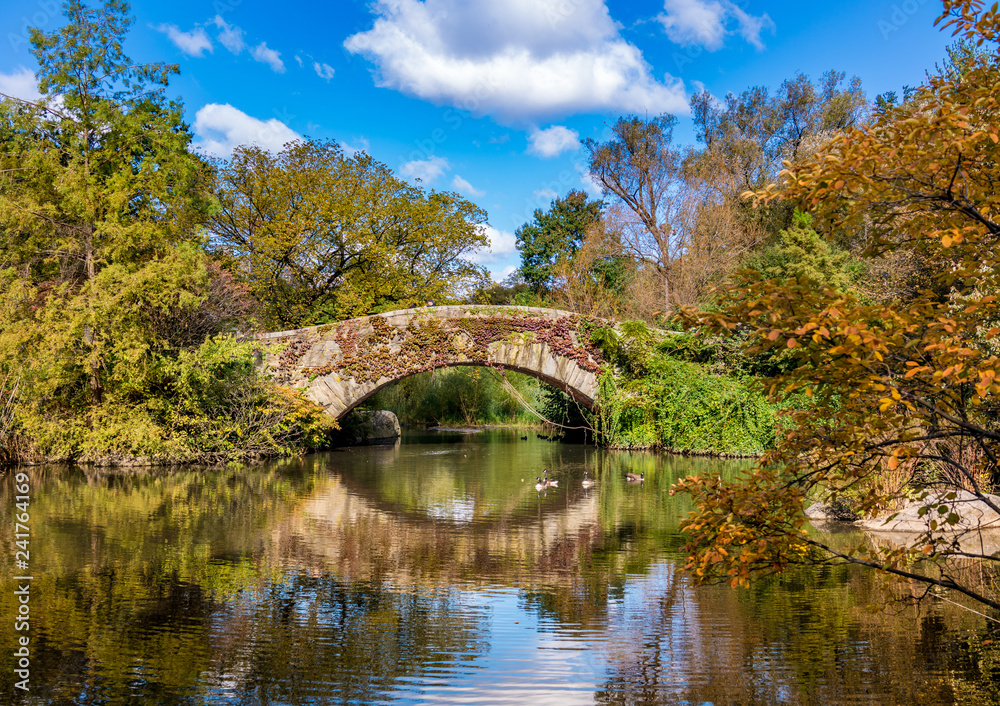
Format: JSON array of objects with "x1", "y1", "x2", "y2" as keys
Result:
[
  {"x1": 348, "y1": 410, "x2": 401, "y2": 445},
  {"x1": 859, "y1": 489, "x2": 1000, "y2": 533},
  {"x1": 805, "y1": 500, "x2": 859, "y2": 521}
]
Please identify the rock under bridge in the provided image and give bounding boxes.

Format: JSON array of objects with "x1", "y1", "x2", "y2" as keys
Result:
[{"x1": 262, "y1": 305, "x2": 607, "y2": 421}]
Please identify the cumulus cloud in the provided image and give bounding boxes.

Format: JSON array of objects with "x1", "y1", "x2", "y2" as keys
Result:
[
  {"x1": 314, "y1": 62, "x2": 335, "y2": 80},
  {"x1": 0, "y1": 67, "x2": 41, "y2": 102},
  {"x1": 212, "y1": 15, "x2": 245, "y2": 54},
  {"x1": 527, "y1": 125, "x2": 580, "y2": 158},
  {"x1": 469, "y1": 224, "x2": 518, "y2": 278},
  {"x1": 658, "y1": 0, "x2": 774, "y2": 51},
  {"x1": 497, "y1": 264, "x2": 518, "y2": 280},
  {"x1": 451, "y1": 175, "x2": 485, "y2": 197},
  {"x1": 252, "y1": 42, "x2": 285, "y2": 73},
  {"x1": 344, "y1": 0, "x2": 688, "y2": 123},
  {"x1": 155, "y1": 24, "x2": 213, "y2": 57},
  {"x1": 192, "y1": 103, "x2": 300, "y2": 157},
  {"x1": 400, "y1": 155, "x2": 449, "y2": 184}
]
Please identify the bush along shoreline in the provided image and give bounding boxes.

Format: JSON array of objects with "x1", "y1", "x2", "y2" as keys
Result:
[{"x1": 587, "y1": 322, "x2": 779, "y2": 455}]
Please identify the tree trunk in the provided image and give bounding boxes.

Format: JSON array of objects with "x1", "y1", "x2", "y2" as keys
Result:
[{"x1": 83, "y1": 224, "x2": 102, "y2": 404}]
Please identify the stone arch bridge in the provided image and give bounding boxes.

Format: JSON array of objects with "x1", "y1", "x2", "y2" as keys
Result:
[{"x1": 262, "y1": 305, "x2": 607, "y2": 421}]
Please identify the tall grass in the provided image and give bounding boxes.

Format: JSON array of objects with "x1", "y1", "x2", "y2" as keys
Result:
[{"x1": 366, "y1": 368, "x2": 545, "y2": 426}]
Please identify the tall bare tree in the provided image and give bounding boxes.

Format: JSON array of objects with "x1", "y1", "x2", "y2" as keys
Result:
[{"x1": 584, "y1": 115, "x2": 686, "y2": 313}]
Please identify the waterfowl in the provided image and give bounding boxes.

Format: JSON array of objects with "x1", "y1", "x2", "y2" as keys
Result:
[
  {"x1": 542, "y1": 469, "x2": 558, "y2": 487},
  {"x1": 626, "y1": 472, "x2": 645, "y2": 483},
  {"x1": 582, "y1": 471, "x2": 595, "y2": 488},
  {"x1": 520, "y1": 435, "x2": 528, "y2": 441}
]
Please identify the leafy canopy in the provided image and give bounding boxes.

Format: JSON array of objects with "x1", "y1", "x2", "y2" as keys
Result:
[
  {"x1": 515, "y1": 189, "x2": 603, "y2": 294},
  {"x1": 675, "y1": 0, "x2": 1000, "y2": 611},
  {"x1": 0, "y1": 1, "x2": 327, "y2": 462},
  {"x1": 210, "y1": 140, "x2": 489, "y2": 328}
]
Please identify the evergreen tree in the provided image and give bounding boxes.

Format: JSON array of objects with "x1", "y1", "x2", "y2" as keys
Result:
[
  {"x1": 515, "y1": 190, "x2": 603, "y2": 294},
  {"x1": 743, "y1": 210, "x2": 852, "y2": 291}
]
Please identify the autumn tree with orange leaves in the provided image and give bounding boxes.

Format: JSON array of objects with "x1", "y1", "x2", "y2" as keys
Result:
[{"x1": 673, "y1": 0, "x2": 1000, "y2": 611}]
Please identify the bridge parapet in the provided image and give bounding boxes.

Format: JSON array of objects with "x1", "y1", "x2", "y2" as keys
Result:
[{"x1": 262, "y1": 305, "x2": 607, "y2": 421}]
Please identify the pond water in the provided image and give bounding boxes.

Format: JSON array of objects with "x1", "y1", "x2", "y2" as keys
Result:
[{"x1": 2, "y1": 430, "x2": 998, "y2": 704}]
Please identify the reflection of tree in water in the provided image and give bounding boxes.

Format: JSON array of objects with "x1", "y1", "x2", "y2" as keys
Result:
[
  {"x1": 0, "y1": 462, "x2": 492, "y2": 702},
  {"x1": 591, "y1": 563, "x2": 1000, "y2": 705},
  {"x1": 4, "y1": 445, "x2": 998, "y2": 702},
  {"x1": 202, "y1": 575, "x2": 490, "y2": 702}
]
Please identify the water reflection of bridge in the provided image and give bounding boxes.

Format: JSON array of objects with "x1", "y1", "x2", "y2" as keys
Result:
[{"x1": 273, "y1": 473, "x2": 606, "y2": 586}]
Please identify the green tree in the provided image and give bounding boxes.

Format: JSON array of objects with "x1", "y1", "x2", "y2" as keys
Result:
[
  {"x1": 742, "y1": 210, "x2": 853, "y2": 292},
  {"x1": 210, "y1": 140, "x2": 489, "y2": 328},
  {"x1": 515, "y1": 190, "x2": 603, "y2": 294},
  {"x1": 675, "y1": 0, "x2": 1000, "y2": 611},
  {"x1": 0, "y1": 2, "x2": 329, "y2": 462},
  {"x1": 470, "y1": 270, "x2": 534, "y2": 306},
  {"x1": 0, "y1": 0, "x2": 212, "y2": 406}
]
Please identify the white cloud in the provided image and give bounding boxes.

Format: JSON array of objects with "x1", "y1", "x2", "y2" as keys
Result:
[
  {"x1": 340, "y1": 137, "x2": 370, "y2": 156},
  {"x1": 295, "y1": 55, "x2": 304, "y2": 67},
  {"x1": 532, "y1": 187, "x2": 559, "y2": 203},
  {"x1": 576, "y1": 163, "x2": 604, "y2": 199},
  {"x1": 192, "y1": 103, "x2": 300, "y2": 157},
  {"x1": 344, "y1": 0, "x2": 688, "y2": 123},
  {"x1": 657, "y1": 0, "x2": 774, "y2": 51},
  {"x1": 252, "y1": 42, "x2": 285, "y2": 73},
  {"x1": 314, "y1": 62, "x2": 335, "y2": 80},
  {"x1": 451, "y1": 175, "x2": 485, "y2": 197},
  {"x1": 487, "y1": 226, "x2": 517, "y2": 257},
  {"x1": 212, "y1": 15, "x2": 245, "y2": 54},
  {"x1": 527, "y1": 125, "x2": 580, "y2": 158},
  {"x1": 0, "y1": 67, "x2": 41, "y2": 102},
  {"x1": 470, "y1": 225, "x2": 519, "y2": 279},
  {"x1": 498, "y1": 264, "x2": 517, "y2": 280},
  {"x1": 155, "y1": 24, "x2": 213, "y2": 57},
  {"x1": 729, "y1": 3, "x2": 776, "y2": 50},
  {"x1": 469, "y1": 224, "x2": 518, "y2": 277},
  {"x1": 400, "y1": 155, "x2": 449, "y2": 183}
]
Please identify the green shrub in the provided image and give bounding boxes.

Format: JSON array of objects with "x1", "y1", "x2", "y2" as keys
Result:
[{"x1": 598, "y1": 353, "x2": 776, "y2": 454}]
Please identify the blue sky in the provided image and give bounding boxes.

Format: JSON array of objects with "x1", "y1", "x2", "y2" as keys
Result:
[{"x1": 0, "y1": 0, "x2": 955, "y2": 280}]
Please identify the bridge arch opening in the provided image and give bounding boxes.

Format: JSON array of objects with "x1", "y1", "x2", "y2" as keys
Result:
[{"x1": 333, "y1": 362, "x2": 598, "y2": 423}]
